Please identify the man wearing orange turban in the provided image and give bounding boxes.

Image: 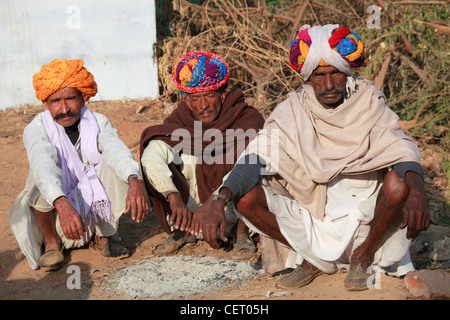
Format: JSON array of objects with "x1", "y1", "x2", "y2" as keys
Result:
[
  {"x1": 203, "y1": 25, "x2": 429, "y2": 291},
  {"x1": 9, "y1": 59, "x2": 148, "y2": 271},
  {"x1": 33, "y1": 59, "x2": 98, "y2": 102}
]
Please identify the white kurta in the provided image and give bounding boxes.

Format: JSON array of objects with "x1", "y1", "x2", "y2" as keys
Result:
[
  {"x1": 9, "y1": 110, "x2": 141, "y2": 270},
  {"x1": 235, "y1": 171, "x2": 414, "y2": 276}
]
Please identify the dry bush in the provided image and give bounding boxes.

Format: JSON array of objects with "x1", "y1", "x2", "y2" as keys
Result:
[{"x1": 156, "y1": 0, "x2": 449, "y2": 152}]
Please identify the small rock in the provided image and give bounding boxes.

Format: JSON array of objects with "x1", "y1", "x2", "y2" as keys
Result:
[
  {"x1": 429, "y1": 238, "x2": 450, "y2": 262},
  {"x1": 273, "y1": 291, "x2": 293, "y2": 297},
  {"x1": 404, "y1": 270, "x2": 450, "y2": 300}
]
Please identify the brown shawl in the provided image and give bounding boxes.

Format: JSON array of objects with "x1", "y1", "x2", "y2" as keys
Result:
[
  {"x1": 245, "y1": 78, "x2": 421, "y2": 220},
  {"x1": 140, "y1": 87, "x2": 264, "y2": 203}
]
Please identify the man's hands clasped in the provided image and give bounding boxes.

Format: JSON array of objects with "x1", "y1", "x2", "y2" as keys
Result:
[{"x1": 165, "y1": 190, "x2": 230, "y2": 250}]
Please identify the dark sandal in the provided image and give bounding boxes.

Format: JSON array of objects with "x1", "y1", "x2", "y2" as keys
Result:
[
  {"x1": 276, "y1": 264, "x2": 324, "y2": 289},
  {"x1": 38, "y1": 249, "x2": 64, "y2": 271},
  {"x1": 233, "y1": 237, "x2": 257, "y2": 260},
  {"x1": 153, "y1": 232, "x2": 197, "y2": 255},
  {"x1": 90, "y1": 240, "x2": 129, "y2": 259},
  {"x1": 344, "y1": 264, "x2": 371, "y2": 291}
]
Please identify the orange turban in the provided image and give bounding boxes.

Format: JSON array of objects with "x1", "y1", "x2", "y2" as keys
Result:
[{"x1": 32, "y1": 59, "x2": 97, "y2": 101}]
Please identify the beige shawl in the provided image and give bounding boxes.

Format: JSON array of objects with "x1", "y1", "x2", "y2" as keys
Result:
[{"x1": 246, "y1": 78, "x2": 421, "y2": 220}]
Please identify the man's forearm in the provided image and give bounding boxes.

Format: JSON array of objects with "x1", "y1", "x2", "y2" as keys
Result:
[
  {"x1": 220, "y1": 153, "x2": 265, "y2": 200},
  {"x1": 393, "y1": 161, "x2": 424, "y2": 181}
]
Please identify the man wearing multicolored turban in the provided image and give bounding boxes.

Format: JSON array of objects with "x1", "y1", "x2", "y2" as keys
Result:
[
  {"x1": 203, "y1": 25, "x2": 429, "y2": 291},
  {"x1": 9, "y1": 59, "x2": 148, "y2": 271},
  {"x1": 140, "y1": 51, "x2": 264, "y2": 258},
  {"x1": 289, "y1": 24, "x2": 364, "y2": 80}
]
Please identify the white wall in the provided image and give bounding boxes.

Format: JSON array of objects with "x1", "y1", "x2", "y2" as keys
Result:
[{"x1": 0, "y1": 0, "x2": 159, "y2": 110}]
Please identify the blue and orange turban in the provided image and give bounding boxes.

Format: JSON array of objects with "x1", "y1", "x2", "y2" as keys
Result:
[
  {"x1": 33, "y1": 59, "x2": 97, "y2": 101},
  {"x1": 172, "y1": 51, "x2": 230, "y2": 94},
  {"x1": 289, "y1": 24, "x2": 364, "y2": 79}
]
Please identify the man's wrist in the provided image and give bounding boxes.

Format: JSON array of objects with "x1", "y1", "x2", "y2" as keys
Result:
[
  {"x1": 212, "y1": 193, "x2": 229, "y2": 206},
  {"x1": 167, "y1": 192, "x2": 182, "y2": 202},
  {"x1": 53, "y1": 195, "x2": 68, "y2": 207},
  {"x1": 127, "y1": 174, "x2": 141, "y2": 183},
  {"x1": 212, "y1": 188, "x2": 233, "y2": 206}
]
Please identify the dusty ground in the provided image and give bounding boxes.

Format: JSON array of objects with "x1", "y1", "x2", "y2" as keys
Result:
[{"x1": 0, "y1": 98, "x2": 449, "y2": 301}]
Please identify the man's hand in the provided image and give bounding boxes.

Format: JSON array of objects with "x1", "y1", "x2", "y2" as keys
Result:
[
  {"x1": 202, "y1": 189, "x2": 232, "y2": 249},
  {"x1": 125, "y1": 177, "x2": 149, "y2": 223},
  {"x1": 54, "y1": 196, "x2": 85, "y2": 240},
  {"x1": 400, "y1": 171, "x2": 430, "y2": 239},
  {"x1": 167, "y1": 192, "x2": 192, "y2": 231},
  {"x1": 190, "y1": 195, "x2": 214, "y2": 236}
]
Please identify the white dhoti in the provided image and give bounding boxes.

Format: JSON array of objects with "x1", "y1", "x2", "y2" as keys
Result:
[
  {"x1": 8, "y1": 161, "x2": 129, "y2": 270},
  {"x1": 235, "y1": 172, "x2": 414, "y2": 276}
]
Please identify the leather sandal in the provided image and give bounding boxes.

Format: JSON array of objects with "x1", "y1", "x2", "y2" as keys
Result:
[
  {"x1": 344, "y1": 264, "x2": 371, "y2": 291},
  {"x1": 276, "y1": 264, "x2": 324, "y2": 289},
  {"x1": 233, "y1": 237, "x2": 257, "y2": 260},
  {"x1": 90, "y1": 240, "x2": 129, "y2": 259},
  {"x1": 153, "y1": 232, "x2": 197, "y2": 255},
  {"x1": 38, "y1": 248, "x2": 64, "y2": 271}
]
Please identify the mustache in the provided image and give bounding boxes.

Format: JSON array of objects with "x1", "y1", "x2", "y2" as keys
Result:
[
  {"x1": 317, "y1": 87, "x2": 345, "y2": 96},
  {"x1": 200, "y1": 109, "x2": 213, "y2": 115},
  {"x1": 53, "y1": 111, "x2": 78, "y2": 121}
]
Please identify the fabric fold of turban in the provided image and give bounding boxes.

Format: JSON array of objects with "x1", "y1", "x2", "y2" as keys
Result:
[
  {"x1": 289, "y1": 24, "x2": 364, "y2": 80},
  {"x1": 33, "y1": 59, "x2": 97, "y2": 101},
  {"x1": 172, "y1": 51, "x2": 230, "y2": 94}
]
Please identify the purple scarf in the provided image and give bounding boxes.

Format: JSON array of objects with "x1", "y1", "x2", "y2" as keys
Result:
[{"x1": 42, "y1": 106, "x2": 112, "y2": 224}]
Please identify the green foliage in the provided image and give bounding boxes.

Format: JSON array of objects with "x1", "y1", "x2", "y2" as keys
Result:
[{"x1": 358, "y1": 2, "x2": 449, "y2": 156}]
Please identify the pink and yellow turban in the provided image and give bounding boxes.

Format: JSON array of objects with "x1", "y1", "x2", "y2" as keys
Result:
[
  {"x1": 172, "y1": 51, "x2": 229, "y2": 94},
  {"x1": 289, "y1": 24, "x2": 364, "y2": 79},
  {"x1": 32, "y1": 59, "x2": 97, "y2": 101}
]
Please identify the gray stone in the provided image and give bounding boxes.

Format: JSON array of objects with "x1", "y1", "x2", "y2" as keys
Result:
[{"x1": 429, "y1": 237, "x2": 450, "y2": 262}]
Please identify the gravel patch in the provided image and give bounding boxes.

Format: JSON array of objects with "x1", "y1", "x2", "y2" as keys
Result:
[{"x1": 110, "y1": 255, "x2": 259, "y2": 299}]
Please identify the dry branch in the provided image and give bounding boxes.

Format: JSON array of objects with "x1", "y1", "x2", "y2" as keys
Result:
[
  {"x1": 391, "y1": 1, "x2": 447, "y2": 5},
  {"x1": 157, "y1": 0, "x2": 447, "y2": 141},
  {"x1": 373, "y1": 53, "x2": 392, "y2": 90},
  {"x1": 391, "y1": 50, "x2": 432, "y2": 82},
  {"x1": 135, "y1": 91, "x2": 174, "y2": 114},
  {"x1": 414, "y1": 20, "x2": 450, "y2": 36}
]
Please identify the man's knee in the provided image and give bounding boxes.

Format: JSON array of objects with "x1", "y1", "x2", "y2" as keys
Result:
[
  {"x1": 382, "y1": 169, "x2": 409, "y2": 205},
  {"x1": 235, "y1": 192, "x2": 252, "y2": 216}
]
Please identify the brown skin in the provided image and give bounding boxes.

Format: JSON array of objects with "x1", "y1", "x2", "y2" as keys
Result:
[
  {"x1": 203, "y1": 66, "x2": 430, "y2": 270},
  {"x1": 307, "y1": 65, "x2": 347, "y2": 109},
  {"x1": 184, "y1": 89, "x2": 226, "y2": 122},
  {"x1": 34, "y1": 87, "x2": 148, "y2": 252}
]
